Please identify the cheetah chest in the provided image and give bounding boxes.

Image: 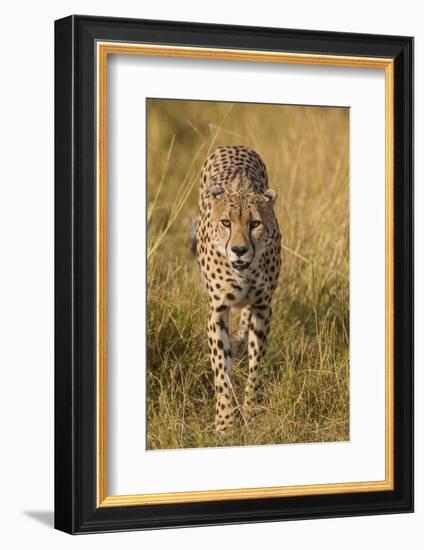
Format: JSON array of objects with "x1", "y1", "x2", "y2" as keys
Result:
[{"x1": 210, "y1": 267, "x2": 272, "y2": 310}]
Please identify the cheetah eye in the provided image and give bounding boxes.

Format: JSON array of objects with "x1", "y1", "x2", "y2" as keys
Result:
[
  {"x1": 250, "y1": 220, "x2": 261, "y2": 229},
  {"x1": 220, "y1": 219, "x2": 231, "y2": 228}
]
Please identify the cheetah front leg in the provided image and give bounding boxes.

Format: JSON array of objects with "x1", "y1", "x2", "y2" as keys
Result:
[
  {"x1": 243, "y1": 305, "x2": 271, "y2": 418},
  {"x1": 231, "y1": 305, "x2": 251, "y2": 362},
  {"x1": 207, "y1": 307, "x2": 235, "y2": 432}
]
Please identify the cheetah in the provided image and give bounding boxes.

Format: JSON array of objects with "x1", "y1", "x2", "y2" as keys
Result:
[{"x1": 195, "y1": 145, "x2": 281, "y2": 432}]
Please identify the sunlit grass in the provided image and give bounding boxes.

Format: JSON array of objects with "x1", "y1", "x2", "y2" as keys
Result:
[{"x1": 146, "y1": 99, "x2": 349, "y2": 450}]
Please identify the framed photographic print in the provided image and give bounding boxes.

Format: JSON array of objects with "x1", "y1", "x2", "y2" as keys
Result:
[{"x1": 54, "y1": 15, "x2": 414, "y2": 534}]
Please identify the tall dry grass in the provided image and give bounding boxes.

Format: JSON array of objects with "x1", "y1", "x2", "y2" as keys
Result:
[{"x1": 146, "y1": 99, "x2": 349, "y2": 450}]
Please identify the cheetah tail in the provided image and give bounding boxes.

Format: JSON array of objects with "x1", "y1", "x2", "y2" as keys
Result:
[{"x1": 189, "y1": 218, "x2": 198, "y2": 256}]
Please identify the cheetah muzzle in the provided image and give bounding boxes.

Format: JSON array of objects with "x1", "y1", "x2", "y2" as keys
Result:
[{"x1": 195, "y1": 145, "x2": 281, "y2": 432}]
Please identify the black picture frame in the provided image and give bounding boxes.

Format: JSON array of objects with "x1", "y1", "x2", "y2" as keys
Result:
[{"x1": 55, "y1": 14, "x2": 414, "y2": 534}]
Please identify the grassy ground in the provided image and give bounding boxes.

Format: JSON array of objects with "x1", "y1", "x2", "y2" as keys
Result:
[{"x1": 146, "y1": 99, "x2": 349, "y2": 450}]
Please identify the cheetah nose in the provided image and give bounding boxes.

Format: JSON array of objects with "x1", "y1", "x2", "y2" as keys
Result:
[{"x1": 231, "y1": 245, "x2": 248, "y2": 257}]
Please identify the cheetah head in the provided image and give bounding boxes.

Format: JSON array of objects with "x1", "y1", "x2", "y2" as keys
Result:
[{"x1": 209, "y1": 186, "x2": 278, "y2": 272}]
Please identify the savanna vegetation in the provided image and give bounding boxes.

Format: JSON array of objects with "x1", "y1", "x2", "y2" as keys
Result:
[{"x1": 146, "y1": 99, "x2": 349, "y2": 450}]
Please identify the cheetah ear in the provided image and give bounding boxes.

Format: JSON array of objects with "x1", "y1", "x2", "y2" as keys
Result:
[
  {"x1": 263, "y1": 188, "x2": 277, "y2": 203},
  {"x1": 210, "y1": 186, "x2": 225, "y2": 200}
]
